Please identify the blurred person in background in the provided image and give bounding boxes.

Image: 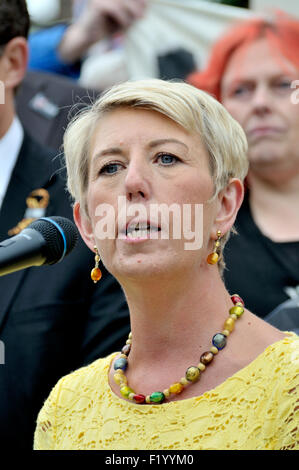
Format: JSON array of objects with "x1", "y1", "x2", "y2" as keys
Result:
[
  {"x1": 189, "y1": 12, "x2": 299, "y2": 324},
  {"x1": 0, "y1": 0, "x2": 129, "y2": 451},
  {"x1": 28, "y1": 0, "x2": 147, "y2": 82}
]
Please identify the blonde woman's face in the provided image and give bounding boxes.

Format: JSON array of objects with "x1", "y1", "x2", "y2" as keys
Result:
[
  {"x1": 82, "y1": 107, "x2": 218, "y2": 282},
  {"x1": 221, "y1": 38, "x2": 299, "y2": 180}
]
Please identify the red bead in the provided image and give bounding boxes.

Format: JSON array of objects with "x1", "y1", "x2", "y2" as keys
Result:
[
  {"x1": 231, "y1": 294, "x2": 244, "y2": 306},
  {"x1": 133, "y1": 394, "x2": 146, "y2": 404}
]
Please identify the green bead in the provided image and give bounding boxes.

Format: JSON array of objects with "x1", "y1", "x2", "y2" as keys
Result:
[
  {"x1": 120, "y1": 386, "x2": 134, "y2": 398},
  {"x1": 150, "y1": 391, "x2": 165, "y2": 403},
  {"x1": 186, "y1": 366, "x2": 200, "y2": 382}
]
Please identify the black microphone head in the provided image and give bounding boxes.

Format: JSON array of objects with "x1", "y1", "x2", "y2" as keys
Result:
[{"x1": 27, "y1": 216, "x2": 79, "y2": 265}]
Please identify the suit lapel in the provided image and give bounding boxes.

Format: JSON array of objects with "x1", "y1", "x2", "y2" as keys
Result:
[{"x1": 0, "y1": 133, "x2": 58, "y2": 330}]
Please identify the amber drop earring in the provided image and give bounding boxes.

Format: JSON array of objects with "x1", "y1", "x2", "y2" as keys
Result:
[
  {"x1": 91, "y1": 246, "x2": 102, "y2": 283},
  {"x1": 207, "y1": 230, "x2": 222, "y2": 265}
]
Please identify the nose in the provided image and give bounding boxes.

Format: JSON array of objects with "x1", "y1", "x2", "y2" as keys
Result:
[
  {"x1": 124, "y1": 156, "x2": 151, "y2": 202},
  {"x1": 251, "y1": 84, "x2": 272, "y2": 115}
]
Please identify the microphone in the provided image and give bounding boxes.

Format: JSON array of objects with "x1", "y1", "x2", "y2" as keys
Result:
[{"x1": 0, "y1": 216, "x2": 79, "y2": 276}]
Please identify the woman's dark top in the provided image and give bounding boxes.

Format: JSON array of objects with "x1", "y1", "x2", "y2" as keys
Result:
[{"x1": 223, "y1": 193, "x2": 299, "y2": 318}]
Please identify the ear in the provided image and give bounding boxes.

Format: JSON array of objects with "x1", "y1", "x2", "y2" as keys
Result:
[
  {"x1": 212, "y1": 178, "x2": 244, "y2": 238},
  {"x1": 1, "y1": 37, "x2": 28, "y2": 91},
  {"x1": 73, "y1": 202, "x2": 96, "y2": 253}
]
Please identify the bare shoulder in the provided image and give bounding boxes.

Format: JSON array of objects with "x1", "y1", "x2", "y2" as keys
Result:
[
  {"x1": 246, "y1": 310, "x2": 287, "y2": 342},
  {"x1": 231, "y1": 309, "x2": 287, "y2": 368}
]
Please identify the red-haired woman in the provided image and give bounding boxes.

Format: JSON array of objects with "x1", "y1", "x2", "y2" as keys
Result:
[{"x1": 189, "y1": 12, "x2": 299, "y2": 325}]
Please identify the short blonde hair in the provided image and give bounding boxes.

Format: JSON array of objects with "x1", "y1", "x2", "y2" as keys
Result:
[
  {"x1": 63, "y1": 79, "x2": 249, "y2": 270},
  {"x1": 64, "y1": 79, "x2": 248, "y2": 206}
]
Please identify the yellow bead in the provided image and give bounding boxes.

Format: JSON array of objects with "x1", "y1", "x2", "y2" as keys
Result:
[
  {"x1": 146, "y1": 395, "x2": 151, "y2": 404},
  {"x1": 128, "y1": 332, "x2": 132, "y2": 339},
  {"x1": 223, "y1": 317, "x2": 235, "y2": 332},
  {"x1": 126, "y1": 339, "x2": 132, "y2": 345},
  {"x1": 197, "y1": 362, "x2": 206, "y2": 371},
  {"x1": 163, "y1": 389, "x2": 170, "y2": 398},
  {"x1": 180, "y1": 377, "x2": 189, "y2": 386},
  {"x1": 120, "y1": 386, "x2": 134, "y2": 398},
  {"x1": 113, "y1": 373, "x2": 127, "y2": 385},
  {"x1": 229, "y1": 305, "x2": 244, "y2": 317},
  {"x1": 128, "y1": 393, "x2": 135, "y2": 400},
  {"x1": 207, "y1": 252, "x2": 219, "y2": 265},
  {"x1": 210, "y1": 346, "x2": 219, "y2": 355},
  {"x1": 222, "y1": 329, "x2": 230, "y2": 337},
  {"x1": 169, "y1": 382, "x2": 184, "y2": 394},
  {"x1": 113, "y1": 373, "x2": 120, "y2": 384},
  {"x1": 119, "y1": 377, "x2": 127, "y2": 386}
]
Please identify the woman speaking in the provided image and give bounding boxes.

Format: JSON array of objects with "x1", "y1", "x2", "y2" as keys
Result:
[{"x1": 34, "y1": 79, "x2": 298, "y2": 450}]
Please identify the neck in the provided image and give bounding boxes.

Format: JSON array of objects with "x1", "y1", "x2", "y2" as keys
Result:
[
  {"x1": 121, "y1": 265, "x2": 232, "y2": 366},
  {"x1": 248, "y1": 165, "x2": 299, "y2": 194}
]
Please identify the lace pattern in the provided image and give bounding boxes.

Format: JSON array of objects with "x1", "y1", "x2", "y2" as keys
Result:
[{"x1": 34, "y1": 334, "x2": 299, "y2": 450}]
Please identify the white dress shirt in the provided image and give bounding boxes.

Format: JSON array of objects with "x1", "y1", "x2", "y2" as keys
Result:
[{"x1": 0, "y1": 117, "x2": 24, "y2": 210}]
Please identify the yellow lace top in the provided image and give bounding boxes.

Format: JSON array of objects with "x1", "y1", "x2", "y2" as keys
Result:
[{"x1": 34, "y1": 334, "x2": 299, "y2": 450}]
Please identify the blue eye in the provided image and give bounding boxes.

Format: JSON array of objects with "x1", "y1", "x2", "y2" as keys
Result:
[
  {"x1": 158, "y1": 153, "x2": 179, "y2": 165},
  {"x1": 99, "y1": 163, "x2": 122, "y2": 175}
]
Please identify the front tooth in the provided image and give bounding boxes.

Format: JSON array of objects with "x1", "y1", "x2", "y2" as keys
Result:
[{"x1": 127, "y1": 229, "x2": 148, "y2": 238}]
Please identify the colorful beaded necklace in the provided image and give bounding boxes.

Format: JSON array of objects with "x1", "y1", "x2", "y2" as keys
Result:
[{"x1": 113, "y1": 294, "x2": 245, "y2": 404}]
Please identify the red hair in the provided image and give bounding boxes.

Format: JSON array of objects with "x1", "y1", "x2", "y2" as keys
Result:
[{"x1": 188, "y1": 11, "x2": 299, "y2": 102}]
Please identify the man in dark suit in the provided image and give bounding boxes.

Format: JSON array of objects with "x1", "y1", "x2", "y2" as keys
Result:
[
  {"x1": 0, "y1": 0, "x2": 130, "y2": 450},
  {"x1": 16, "y1": 69, "x2": 100, "y2": 152}
]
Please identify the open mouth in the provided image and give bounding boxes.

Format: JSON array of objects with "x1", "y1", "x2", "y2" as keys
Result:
[{"x1": 126, "y1": 222, "x2": 161, "y2": 238}]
